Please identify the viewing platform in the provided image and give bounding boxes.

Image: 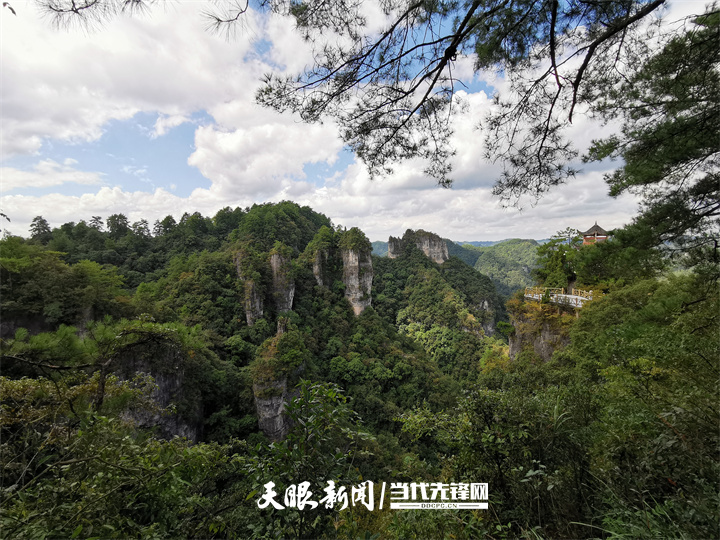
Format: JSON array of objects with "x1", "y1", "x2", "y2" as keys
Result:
[{"x1": 524, "y1": 287, "x2": 599, "y2": 308}]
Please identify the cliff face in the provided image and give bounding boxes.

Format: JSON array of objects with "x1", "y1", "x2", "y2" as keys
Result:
[
  {"x1": 115, "y1": 348, "x2": 202, "y2": 442},
  {"x1": 312, "y1": 249, "x2": 330, "y2": 287},
  {"x1": 243, "y1": 280, "x2": 264, "y2": 326},
  {"x1": 509, "y1": 319, "x2": 570, "y2": 361},
  {"x1": 270, "y1": 252, "x2": 295, "y2": 312},
  {"x1": 508, "y1": 302, "x2": 574, "y2": 362},
  {"x1": 342, "y1": 248, "x2": 373, "y2": 316},
  {"x1": 477, "y1": 299, "x2": 496, "y2": 336},
  {"x1": 253, "y1": 377, "x2": 293, "y2": 441},
  {"x1": 235, "y1": 249, "x2": 264, "y2": 326},
  {"x1": 388, "y1": 229, "x2": 449, "y2": 264}
]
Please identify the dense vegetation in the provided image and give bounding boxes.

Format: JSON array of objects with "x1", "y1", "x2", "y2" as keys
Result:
[
  {"x1": 1, "y1": 193, "x2": 717, "y2": 538},
  {"x1": 469, "y1": 239, "x2": 540, "y2": 296}
]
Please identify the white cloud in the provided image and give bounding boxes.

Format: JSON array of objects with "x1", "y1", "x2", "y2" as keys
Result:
[
  {"x1": 152, "y1": 114, "x2": 190, "y2": 138},
  {"x1": 0, "y1": 0, "x2": 653, "y2": 243},
  {"x1": 187, "y1": 117, "x2": 344, "y2": 199},
  {"x1": 0, "y1": 159, "x2": 104, "y2": 192},
  {"x1": 0, "y1": 2, "x2": 257, "y2": 159}
]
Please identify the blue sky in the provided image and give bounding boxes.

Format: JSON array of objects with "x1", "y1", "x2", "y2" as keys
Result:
[{"x1": 2, "y1": 0, "x2": 695, "y2": 241}]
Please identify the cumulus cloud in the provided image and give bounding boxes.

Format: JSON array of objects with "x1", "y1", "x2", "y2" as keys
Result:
[
  {"x1": 0, "y1": 0, "x2": 644, "y2": 244},
  {"x1": 187, "y1": 117, "x2": 344, "y2": 199},
  {"x1": 0, "y1": 159, "x2": 104, "y2": 192},
  {"x1": 152, "y1": 114, "x2": 190, "y2": 138},
  {"x1": 0, "y1": 2, "x2": 257, "y2": 159}
]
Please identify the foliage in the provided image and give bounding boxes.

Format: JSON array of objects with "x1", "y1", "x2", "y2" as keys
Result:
[
  {"x1": 566, "y1": 273, "x2": 719, "y2": 539},
  {"x1": 2, "y1": 200, "x2": 717, "y2": 539},
  {"x1": 338, "y1": 226, "x2": 373, "y2": 253},
  {"x1": 469, "y1": 238, "x2": 540, "y2": 296},
  {"x1": 533, "y1": 228, "x2": 582, "y2": 288},
  {"x1": 0, "y1": 237, "x2": 128, "y2": 330},
  {"x1": 239, "y1": 380, "x2": 374, "y2": 539},
  {"x1": 230, "y1": 201, "x2": 331, "y2": 253},
  {"x1": 252, "y1": 0, "x2": 670, "y2": 193},
  {"x1": 586, "y1": 7, "x2": 720, "y2": 261},
  {"x1": 0, "y1": 374, "x2": 229, "y2": 540}
]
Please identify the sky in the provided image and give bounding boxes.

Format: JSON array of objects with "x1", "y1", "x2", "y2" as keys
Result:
[{"x1": 0, "y1": 0, "x2": 702, "y2": 242}]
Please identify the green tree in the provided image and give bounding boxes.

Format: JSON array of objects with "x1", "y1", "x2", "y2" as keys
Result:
[
  {"x1": 106, "y1": 213, "x2": 130, "y2": 239},
  {"x1": 29, "y1": 216, "x2": 52, "y2": 244},
  {"x1": 240, "y1": 380, "x2": 372, "y2": 539},
  {"x1": 534, "y1": 228, "x2": 581, "y2": 288},
  {"x1": 89, "y1": 215, "x2": 103, "y2": 230},
  {"x1": 37, "y1": 0, "x2": 677, "y2": 194},
  {"x1": 586, "y1": 8, "x2": 719, "y2": 260}
]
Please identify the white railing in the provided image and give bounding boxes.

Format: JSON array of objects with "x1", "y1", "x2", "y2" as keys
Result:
[{"x1": 524, "y1": 287, "x2": 599, "y2": 308}]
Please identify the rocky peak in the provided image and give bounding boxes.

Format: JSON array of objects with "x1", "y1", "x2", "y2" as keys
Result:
[
  {"x1": 312, "y1": 249, "x2": 331, "y2": 287},
  {"x1": 339, "y1": 228, "x2": 373, "y2": 316},
  {"x1": 305, "y1": 226, "x2": 335, "y2": 287},
  {"x1": 270, "y1": 244, "x2": 295, "y2": 313},
  {"x1": 388, "y1": 229, "x2": 449, "y2": 264},
  {"x1": 235, "y1": 247, "x2": 264, "y2": 327}
]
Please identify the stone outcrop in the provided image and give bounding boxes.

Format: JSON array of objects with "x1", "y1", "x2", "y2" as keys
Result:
[
  {"x1": 508, "y1": 308, "x2": 572, "y2": 362},
  {"x1": 115, "y1": 348, "x2": 202, "y2": 442},
  {"x1": 270, "y1": 252, "x2": 295, "y2": 312},
  {"x1": 388, "y1": 229, "x2": 449, "y2": 264},
  {"x1": 306, "y1": 226, "x2": 335, "y2": 288},
  {"x1": 253, "y1": 377, "x2": 294, "y2": 442},
  {"x1": 243, "y1": 280, "x2": 264, "y2": 326},
  {"x1": 342, "y1": 248, "x2": 373, "y2": 315},
  {"x1": 477, "y1": 299, "x2": 496, "y2": 336},
  {"x1": 313, "y1": 249, "x2": 331, "y2": 287},
  {"x1": 235, "y1": 249, "x2": 264, "y2": 326}
]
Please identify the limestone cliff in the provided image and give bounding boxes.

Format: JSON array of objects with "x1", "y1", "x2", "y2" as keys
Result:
[
  {"x1": 509, "y1": 319, "x2": 571, "y2": 361},
  {"x1": 243, "y1": 280, "x2": 264, "y2": 326},
  {"x1": 341, "y1": 248, "x2": 373, "y2": 315},
  {"x1": 336, "y1": 228, "x2": 372, "y2": 315},
  {"x1": 388, "y1": 229, "x2": 449, "y2": 264},
  {"x1": 253, "y1": 377, "x2": 294, "y2": 441},
  {"x1": 251, "y1": 329, "x2": 309, "y2": 440},
  {"x1": 305, "y1": 225, "x2": 335, "y2": 287},
  {"x1": 115, "y1": 346, "x2": 202, "y2": 442},
  {"x1": 235, "y1": 247, "x2": 264, "y2": 326},
  {"x1": 507, "y1": 300, "x2": 574, "y2": 362},
  {"x1": 270, "y1": 249, "x2": 295, "y2": 312},
  {"x1": 313, "y1": 249, "x2": 331, "y2": 287}
]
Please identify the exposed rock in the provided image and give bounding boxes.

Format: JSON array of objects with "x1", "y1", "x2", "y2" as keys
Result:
[
  {"x1": 306, "y1": 226, "x2": 335, "y2": 287},
  {"x1": 115, "y1": 348, "x2": 202, "y2": 442},
  {"x1": 342, "y1": 248, "x2": 373, "y2": 316},
  {"x1": 270, "y1": 252, "x2": 295, "y2": 312},
  {"x1": 128, "y1": 371, "x2": 201, "y2": 441},
  {"x1": 477, "y1": 299, "x2": 497, "y2": 336},
  {"x1": 235, "y1": 249, "x2": 264, "y2": 326},
  {"x1": 509, "y1": 313, "x2": 571, "y2": 362},
  {"x1": 387, "y1": 236, "x2": 402, "y2": 259},
  {"x1": 253, "y1": 377, "x2": 294, "y2": 442},
  {"x1": 388, "y1": 229, "x2": 449, "y2": 264},
  {"x1": 313, "y1": 249, "x2": 331, "y2": 287},
  {"x1": 243, "y1": 280, "x2": 264, "y2": 326}
]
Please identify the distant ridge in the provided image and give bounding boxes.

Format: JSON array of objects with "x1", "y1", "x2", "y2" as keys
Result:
[{"x1": 372, "y1": 238, "x2": 549, "y2": 257}]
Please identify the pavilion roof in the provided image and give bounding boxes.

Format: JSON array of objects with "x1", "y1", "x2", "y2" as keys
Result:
[{"x1": 581, "y1": 222, "x2": 608, "y2": 236}]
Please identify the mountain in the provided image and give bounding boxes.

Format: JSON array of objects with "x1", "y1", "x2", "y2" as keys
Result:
[
  {"x1": 371, "y1": 240, "x2": 388, "y2": 256},
  {"x1": 470, "y1": 238, "x2": 539, "y2": 296}
]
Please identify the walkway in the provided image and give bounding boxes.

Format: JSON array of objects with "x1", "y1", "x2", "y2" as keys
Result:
[{"x1": 524, "y1": 287, "x2": 598, "y2": 308}]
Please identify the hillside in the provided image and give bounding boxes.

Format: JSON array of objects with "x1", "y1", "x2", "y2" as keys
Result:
[
  {"x1": 1, "y1": 201, "x2": 716, "y2": 539},
  {"x1": 470, "y1": 238, "x2": 540, "y2": 296}
]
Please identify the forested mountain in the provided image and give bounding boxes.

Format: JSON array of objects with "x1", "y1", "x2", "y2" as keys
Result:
[
  {"x1": 3, "y1": 1, "x2": 718, "y2": 536},
  {"x1": 379, "y1": 237, "x2": 540, "y2": 298},
  {"x1": 1, "y1": 200, "x2": 717, "y2": 539},
  {"x1": 470, "y1": 239, "x2": 540, "y2": 296},
  {"x1": 443, "y1": 238, "x2": 540, "y2": 296}
]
